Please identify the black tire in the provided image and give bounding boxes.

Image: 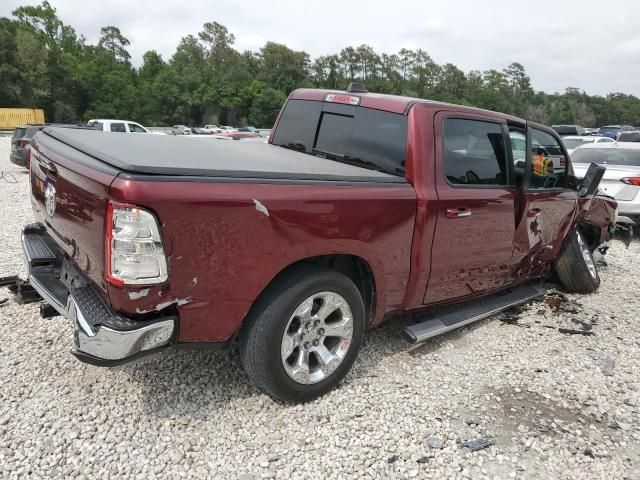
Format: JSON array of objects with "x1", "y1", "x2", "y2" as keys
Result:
[
  {"x1": 239, "y1": 266, "x2": 365, "y2": 402},
  {"x1": 554, "y1": 229, "x2": 600, "y2": 293}
]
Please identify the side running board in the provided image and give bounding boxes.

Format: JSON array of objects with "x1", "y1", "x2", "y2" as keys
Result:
[{"x1": 402, "y1": 284, "x2": 545, "y2": 344}]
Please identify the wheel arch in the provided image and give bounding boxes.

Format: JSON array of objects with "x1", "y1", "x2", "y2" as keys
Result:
[
  {"x1": 576, "y1": 220, "x2": 603, "y2": 251},
  {"x1": 245, "y1": 254, "x2": 378, "y2": 329}
]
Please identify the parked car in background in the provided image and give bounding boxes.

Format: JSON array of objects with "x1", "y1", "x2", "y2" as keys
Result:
[
  {"x1": 10, "y1": 124, "x2": 85, "y2": 168},
  {"x1": 562, "y1": 135, "x2": 615, "y2": 154},
  {"x1": 551, "y1": 125, "x2": 586, "y2": 136},
  {"x1": 572, "y1": 143, "x2": 640, "y2": 222},
  {"x1": 87, "y1": 119, "x2": 163, "y2": 134},
  {"x1": 10, "y1": 124, "x2": 43, "y2": 168},
  {"x1": 583, "y1": 128, "x2": 598, "y2": 136},
  {"x1": 617, "y1": 131, "x2": 640, "y2": 143},
  {"x1": 219, "y1": 125, "x2": 238, "y2": 132},
  {"x1": 598, "y1": 125, "x2": 635, "y2": 139},
  {"x1": 172, "y1": 125, "x2": 192, "y2": 135},
  {"x1": 23, "y1": 87, "x2": 615, "y2": 402},
  {"x1": 204, "y1": 124, "x2": 223, "y2": 133},
  {"x1": 212, "y1": 131, "x2": 263, "y2": 141},
  {"x1": 191, "y1": 127, "x2": 213, "y2": 135},
  {"x1": 238, "y1": 126, "x2": 259, "y2": 134}
]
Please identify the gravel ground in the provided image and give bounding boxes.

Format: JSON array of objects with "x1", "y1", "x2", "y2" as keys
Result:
[{"x1": 0, "y1": 136, "x2": 639, "y2": 479}]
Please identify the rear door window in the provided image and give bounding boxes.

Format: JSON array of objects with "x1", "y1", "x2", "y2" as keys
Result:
[
  {"x1": 110, "y1": 123, "x2": 126, "y2": 133},
  {"x1": 443, "y1": 118, "x2": 508, "y2": 186},
  {"x1": 272, "y1": 99, "x2": 407, "y2": 176}
]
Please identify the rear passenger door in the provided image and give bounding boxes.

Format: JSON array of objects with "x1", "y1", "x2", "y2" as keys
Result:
[{"x1": 424, "y1": 113, "x2": 517, "y2": 304}]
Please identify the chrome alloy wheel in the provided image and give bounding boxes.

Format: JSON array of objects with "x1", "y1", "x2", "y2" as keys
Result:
[
  {"x1": 281, "y1": 291, "x2": 354, "y2": 385},
  {"x1": 577, "y1": 231, "x2": 597, "y2": 279}
]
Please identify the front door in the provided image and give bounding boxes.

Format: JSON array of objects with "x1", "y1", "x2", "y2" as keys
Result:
[
  {"x1": 424, "y1": 113, "x2": 517, "y2": 304},
  {"x1": 510, "y1": 125, "x2": 578, "y2": 280}
]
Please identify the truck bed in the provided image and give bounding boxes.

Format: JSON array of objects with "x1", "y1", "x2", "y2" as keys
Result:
[{"x1": 41, "y1": 127, "x2": 405, "y2": 183}]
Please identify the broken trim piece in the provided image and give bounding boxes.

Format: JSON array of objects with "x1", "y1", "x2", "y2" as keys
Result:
[{"x1": 253, "y1": 199, "x2": 269, "y2": 216}]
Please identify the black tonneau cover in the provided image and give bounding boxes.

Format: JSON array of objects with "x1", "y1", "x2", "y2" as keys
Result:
[{"x1": 41, "y1": 127, "x2": 405, "y2": 183}]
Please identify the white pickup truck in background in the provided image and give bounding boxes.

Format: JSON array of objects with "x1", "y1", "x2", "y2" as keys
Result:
[{"x1": 87, "y1": 119, "x2": 165, "y2": 134}]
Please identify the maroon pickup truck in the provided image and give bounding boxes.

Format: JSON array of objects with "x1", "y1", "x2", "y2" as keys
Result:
[{"x1": 23, "y1": 87, "x2": 615, "y2": 401}]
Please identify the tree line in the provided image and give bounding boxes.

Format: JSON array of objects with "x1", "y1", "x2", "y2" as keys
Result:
[{"x1": 2, "y1": 1, "x2": 640, "y2": 128}]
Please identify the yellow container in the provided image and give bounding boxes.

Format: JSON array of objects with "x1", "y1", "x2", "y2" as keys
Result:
[{"x1": 0, "y1": 108, "x2": 45, "y2": 129}]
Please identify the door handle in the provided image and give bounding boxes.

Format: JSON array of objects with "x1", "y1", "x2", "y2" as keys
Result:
[
  {"x1": 445, "y1": 208, "x2": 472, "y2": 218},
  {"x1": 527, "y1": 208, "x2": 542, "y2": 218}
]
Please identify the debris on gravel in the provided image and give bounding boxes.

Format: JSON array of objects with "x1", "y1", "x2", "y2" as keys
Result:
[
  {"x1": 1, "y1": 137, "x2": 639, "y2": 479},
  {"x1": 426, "y1": 435, "x2": 445, "y2": 450},
  {"x1": 602, "y1": 357, "x2": 616, "y2": 376},
  {"x1": 461, "y1": 437, "x2": 495, "y2": 452}
]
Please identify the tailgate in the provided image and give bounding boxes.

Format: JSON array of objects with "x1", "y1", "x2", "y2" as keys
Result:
[{"x1": 30, "y1": 131, "x2": 119, "y2": 294}]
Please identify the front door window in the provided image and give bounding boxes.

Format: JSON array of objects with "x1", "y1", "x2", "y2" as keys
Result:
[{"x1": 528, "y1": 128, "x2": 567, "y2": 189}]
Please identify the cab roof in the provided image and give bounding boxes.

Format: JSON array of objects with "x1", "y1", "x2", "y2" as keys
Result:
[{"x1": 289, "y1": 88, "x2": 525, "y2": 123}]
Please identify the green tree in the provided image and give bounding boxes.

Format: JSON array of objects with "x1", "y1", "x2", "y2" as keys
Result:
[
  {"x1": 98, "y1": 26, "x2": 131, "y2": 63},
  {"x1": 0, "y1": 18, "x2": 22, "y2": 104},
  {"x1": 258, "y1": 42, "x2": 309, "y2": 94}
]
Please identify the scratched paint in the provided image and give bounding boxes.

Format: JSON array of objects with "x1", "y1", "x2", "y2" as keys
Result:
[
  {"x1": 252, "y1": 199, "x2": 269, "y2": 216},
  {"x1": 128, "y1": 288, "x2": 150, "y2": 300},
  {"x1": 155, "y1": 297, "x2": 191, "y2": 311}
]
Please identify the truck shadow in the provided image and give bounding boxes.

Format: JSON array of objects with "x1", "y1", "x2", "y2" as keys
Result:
[{"x1": 122, "y1": 311, "x2": 498, "y2": 418}]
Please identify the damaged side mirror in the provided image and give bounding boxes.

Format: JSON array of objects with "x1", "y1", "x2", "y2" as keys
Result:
[{"x1": 578, "y1": 163, "x2": 606, "y2": 198}]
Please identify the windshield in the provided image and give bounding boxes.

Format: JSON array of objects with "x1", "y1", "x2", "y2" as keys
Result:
[
  {"x1": 618, "y1": 132, "x2": 640, "y2": 142},
  {"x1": 271, "y1": 99, "x2": 408, "y2": 176},
  {"x1": 599, "y1": 126, "x2": 620, "y2": 135},
  {"x1": 563, "y1": 138, "x2": 593, "y2": 149},
  {"x1": 571, "y1": 148, "x2": 640, "y2": 166},
  {"x1": 552, "y1": 126, "x2": 576, "y2": 136}
]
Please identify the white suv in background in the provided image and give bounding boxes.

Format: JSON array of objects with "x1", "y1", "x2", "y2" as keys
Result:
[{"x1": 87, "y1": 119, "x2": 164, "y2": 134}]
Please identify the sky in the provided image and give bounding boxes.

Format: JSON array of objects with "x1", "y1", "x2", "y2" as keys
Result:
[{"x1": 3, "y1": 0, "x2": 640, "y2": 97}]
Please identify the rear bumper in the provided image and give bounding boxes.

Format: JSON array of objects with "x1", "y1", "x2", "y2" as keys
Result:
[
  {"x1": 21, "y1": 223, "x2": 176, "y2": 366},
  {"x1": 10, "y1": 151, "x2": 28, "y2": 168},
  {"x1": 616, "y1": 200, "x2": 640, "y2": 217}
]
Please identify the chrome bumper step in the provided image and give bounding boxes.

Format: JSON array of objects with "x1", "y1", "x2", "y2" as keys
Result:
[
  {"x1": 21, "y1": 224, "x2": 177, "y2": 366},
  {"x1": 403, "y1": 284, "x2": 546, "y2": 344}
]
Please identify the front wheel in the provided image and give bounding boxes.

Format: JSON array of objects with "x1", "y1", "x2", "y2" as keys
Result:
[
  {"x1": 554, "y1": 229, "x2": 600, "y2": 293},
  {"x1": 240, "y1": 266, "x2": 365, "y2": 402}
]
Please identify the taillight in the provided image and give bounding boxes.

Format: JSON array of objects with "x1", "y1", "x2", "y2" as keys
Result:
[
  {"x1": 106, "y1": 202, "x2": 168, "y2": 286},
  {"x1": 18, "y1": 139, "x2": 28, "y2": 148},
  {"x1": 621, "y1": 177, "x2": 640, "y2": 186}
]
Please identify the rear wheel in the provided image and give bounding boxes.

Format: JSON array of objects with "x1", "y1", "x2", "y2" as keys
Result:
[
  {"x1": 554, "y1": 229, "x2": 600, "y2": 293},
  {"x1": 240, "y1": 266, "x2": 365, "y2": 402}
]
